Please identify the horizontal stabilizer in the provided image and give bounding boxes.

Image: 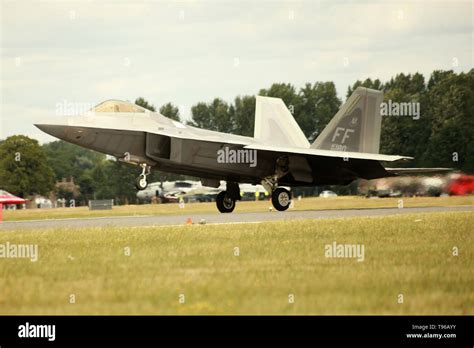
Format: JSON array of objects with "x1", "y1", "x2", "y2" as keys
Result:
[
  {"x1": 384, "y1": 167, "x2": 453, "y2": 175},
  {"x1": 244, "y1": 143, "x2": 412, "y2": 162}
]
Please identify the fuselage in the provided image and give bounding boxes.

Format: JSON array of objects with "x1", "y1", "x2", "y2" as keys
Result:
[{"x1": 35, "y1": 100, "x2": 392, "y2": 188}]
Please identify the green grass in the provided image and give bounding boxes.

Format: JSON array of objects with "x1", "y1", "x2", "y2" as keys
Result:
[
  {"x1": 0, "y1": 211, "x2": 472, "y2": 315},
  {"x1": 2, "y1": 195, "x2": 473, "y2": 221}
]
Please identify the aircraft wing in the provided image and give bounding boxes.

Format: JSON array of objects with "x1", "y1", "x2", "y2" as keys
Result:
[
  {"x1": 244, "y1": 143, "x2": 412, "y2": 162},
  {"x1": 384, "y1": 168, "x2": 453, "y2": 175}
]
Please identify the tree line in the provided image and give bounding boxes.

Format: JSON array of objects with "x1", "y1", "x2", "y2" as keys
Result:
[
  {"x1": 0, "y1": 69, "x2": 472, "y2": 204},
  {"x1": 185, "y1": 69, "x2": 473, "y2": 173}
]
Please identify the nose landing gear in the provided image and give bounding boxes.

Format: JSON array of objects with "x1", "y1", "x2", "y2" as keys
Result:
[{"x1": 135, "y1": 163, "x2": 151, "y2": 190}]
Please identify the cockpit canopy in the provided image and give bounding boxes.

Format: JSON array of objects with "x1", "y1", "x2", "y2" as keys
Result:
[{"x1": 91, "y1": 100, "x2": 149, "y2": 113}]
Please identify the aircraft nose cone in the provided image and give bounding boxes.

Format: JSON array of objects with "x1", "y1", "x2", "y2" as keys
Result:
[{"x1": 34, "y1": 124, "x2": 67, "y2": 139}]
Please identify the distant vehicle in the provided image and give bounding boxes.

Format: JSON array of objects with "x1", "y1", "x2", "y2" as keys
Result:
[
  {"x1": 366, "y1": 189, "x2": 403, "y2": 198},
  {"x1": 35, "y1": 197, "x2": 52, "y2": 208},
  {"x1": 448, "y1": 174, "x2": 474, "y2": 195},
  {"x1": 160, "y1": 191, "x2": 182, "y2": 204},
  {"x1": 184, "y1": 187, "x2": 220, "y2": 203},
  {"x1": 136, "y1": 180, "x2": 201, "y2": 202},
  {"x1": 225, "y1": 183, "x2": 270, "y2": 201},
  {"x1": 319, "y1": 190, "x2": 338, "y2": 198},
  {"x1": 164, "y1": 181, "x2": 199, "y2": 192},
  {"x1": 136, "y1": 182, "x2": 161, "y2": 202}
]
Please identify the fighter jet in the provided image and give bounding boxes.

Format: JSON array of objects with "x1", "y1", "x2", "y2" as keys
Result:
[{"x1": 36, "y1": 87, "x2": 448, "y2": 213}]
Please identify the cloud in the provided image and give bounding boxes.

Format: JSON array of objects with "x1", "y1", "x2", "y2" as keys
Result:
[{"x1": 1, "y1": 0, "x2": 472, "y2": 142}]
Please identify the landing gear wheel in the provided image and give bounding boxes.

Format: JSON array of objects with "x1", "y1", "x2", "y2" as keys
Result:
[
  {"x1": 135, "y1": 174, "x2": 148, "y2": 190},
  {"x1": 272, "y1": 187, "x2": 291, "y2": 211},
  {"x1": 135, "y1": 163, "x2": 151, "y2": 190},
  {"x1": 216, "y1": 191, "x2": 236, "y2": 213}
]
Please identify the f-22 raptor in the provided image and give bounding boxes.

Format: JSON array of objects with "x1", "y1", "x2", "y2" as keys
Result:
[{"x1": 36, "y1": 87, "x2": 447, "y2": 213}]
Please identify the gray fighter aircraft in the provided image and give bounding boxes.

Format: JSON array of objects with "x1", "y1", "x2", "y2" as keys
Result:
[{"x1": 36, "y1": 87, "x2": 447, "y2": 213}]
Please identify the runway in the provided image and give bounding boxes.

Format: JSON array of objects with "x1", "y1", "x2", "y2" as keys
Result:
[{"x1": 1, "y1": 205, "x2": 473, "y2": 231}]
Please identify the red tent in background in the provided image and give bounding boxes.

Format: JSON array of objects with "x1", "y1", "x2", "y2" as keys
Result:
[
  {"x1": 0, "y1": 190, "x2": 26, "y2": 222},
  {"x1": 0, "y1": 190, "x2": 26, "y2": 205}
]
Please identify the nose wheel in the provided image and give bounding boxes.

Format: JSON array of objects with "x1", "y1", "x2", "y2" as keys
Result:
[{"x1": 135, "y1": 163, "x2": 151, "y2": 191}]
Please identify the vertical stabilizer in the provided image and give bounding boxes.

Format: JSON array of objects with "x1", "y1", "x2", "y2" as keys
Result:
[
  {"x1": 311, "y1": 87, "x2": 383, "y2": 153},
  {"x1": 254, "y1": 96, "x2": 310, "y2": 148}
]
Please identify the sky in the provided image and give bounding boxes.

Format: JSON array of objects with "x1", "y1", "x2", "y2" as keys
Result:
[{"x1": 0, "y1": 0, "x2": 472, "y2": 143}]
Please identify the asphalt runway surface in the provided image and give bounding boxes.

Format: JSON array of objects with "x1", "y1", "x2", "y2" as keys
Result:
[{"x1": 1, "y1": 205, "x2": 473, "y2": 231}]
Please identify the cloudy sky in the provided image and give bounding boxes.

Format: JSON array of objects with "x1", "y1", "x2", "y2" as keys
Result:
[{"x1": 1, "y1": 0, "x2": 472, "y2": 143}]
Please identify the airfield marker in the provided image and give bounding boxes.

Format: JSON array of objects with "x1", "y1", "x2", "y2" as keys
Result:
[{"x1": 186, "y1": 217, "x2": 193, "y2": 225}]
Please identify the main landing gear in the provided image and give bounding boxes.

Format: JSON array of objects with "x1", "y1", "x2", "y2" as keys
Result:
[
  {"x1": 216, "y1": 155, "x2": 293, "y2": 213},
  {"x1": 261, "y1": 155, "x2": 292, "y2": 211},
  {"x1": 216, "y1": 182, "x2": 240, "y2": 213},
  {"x1": 215, "y1": 181, "x2": 292, "y2": 213},
  {"x1": 135, "y1": 163, "x2": 151, "y2": 190},
  {"x1": 216, "y1": 191, "x2": 236, "y2": 213},
  {"x1": 263, "y1": 176, "x2": 292, "y2": 211},
  {"x1": 271, "y1": 187, "x2": 292, "y2": 211}
]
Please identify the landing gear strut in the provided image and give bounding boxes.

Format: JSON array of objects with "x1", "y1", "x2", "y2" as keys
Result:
[
  {"x1": 216, "y1": 182, "x2": 240, "y2": 213},
  {"x1": 262, "y1": 155, "x2": 292, "y2": 211},
  {"x1": 135, "y1": 163, "x2": 151, "y2": 191}
]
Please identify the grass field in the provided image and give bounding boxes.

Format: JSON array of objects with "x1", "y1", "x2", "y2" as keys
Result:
[
  {"x1": 0, "y1": 211, "x2": 472, "y2": 315},
  {"x1": 2, "y1": 195, "x2": 473, "y2": 221}
]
